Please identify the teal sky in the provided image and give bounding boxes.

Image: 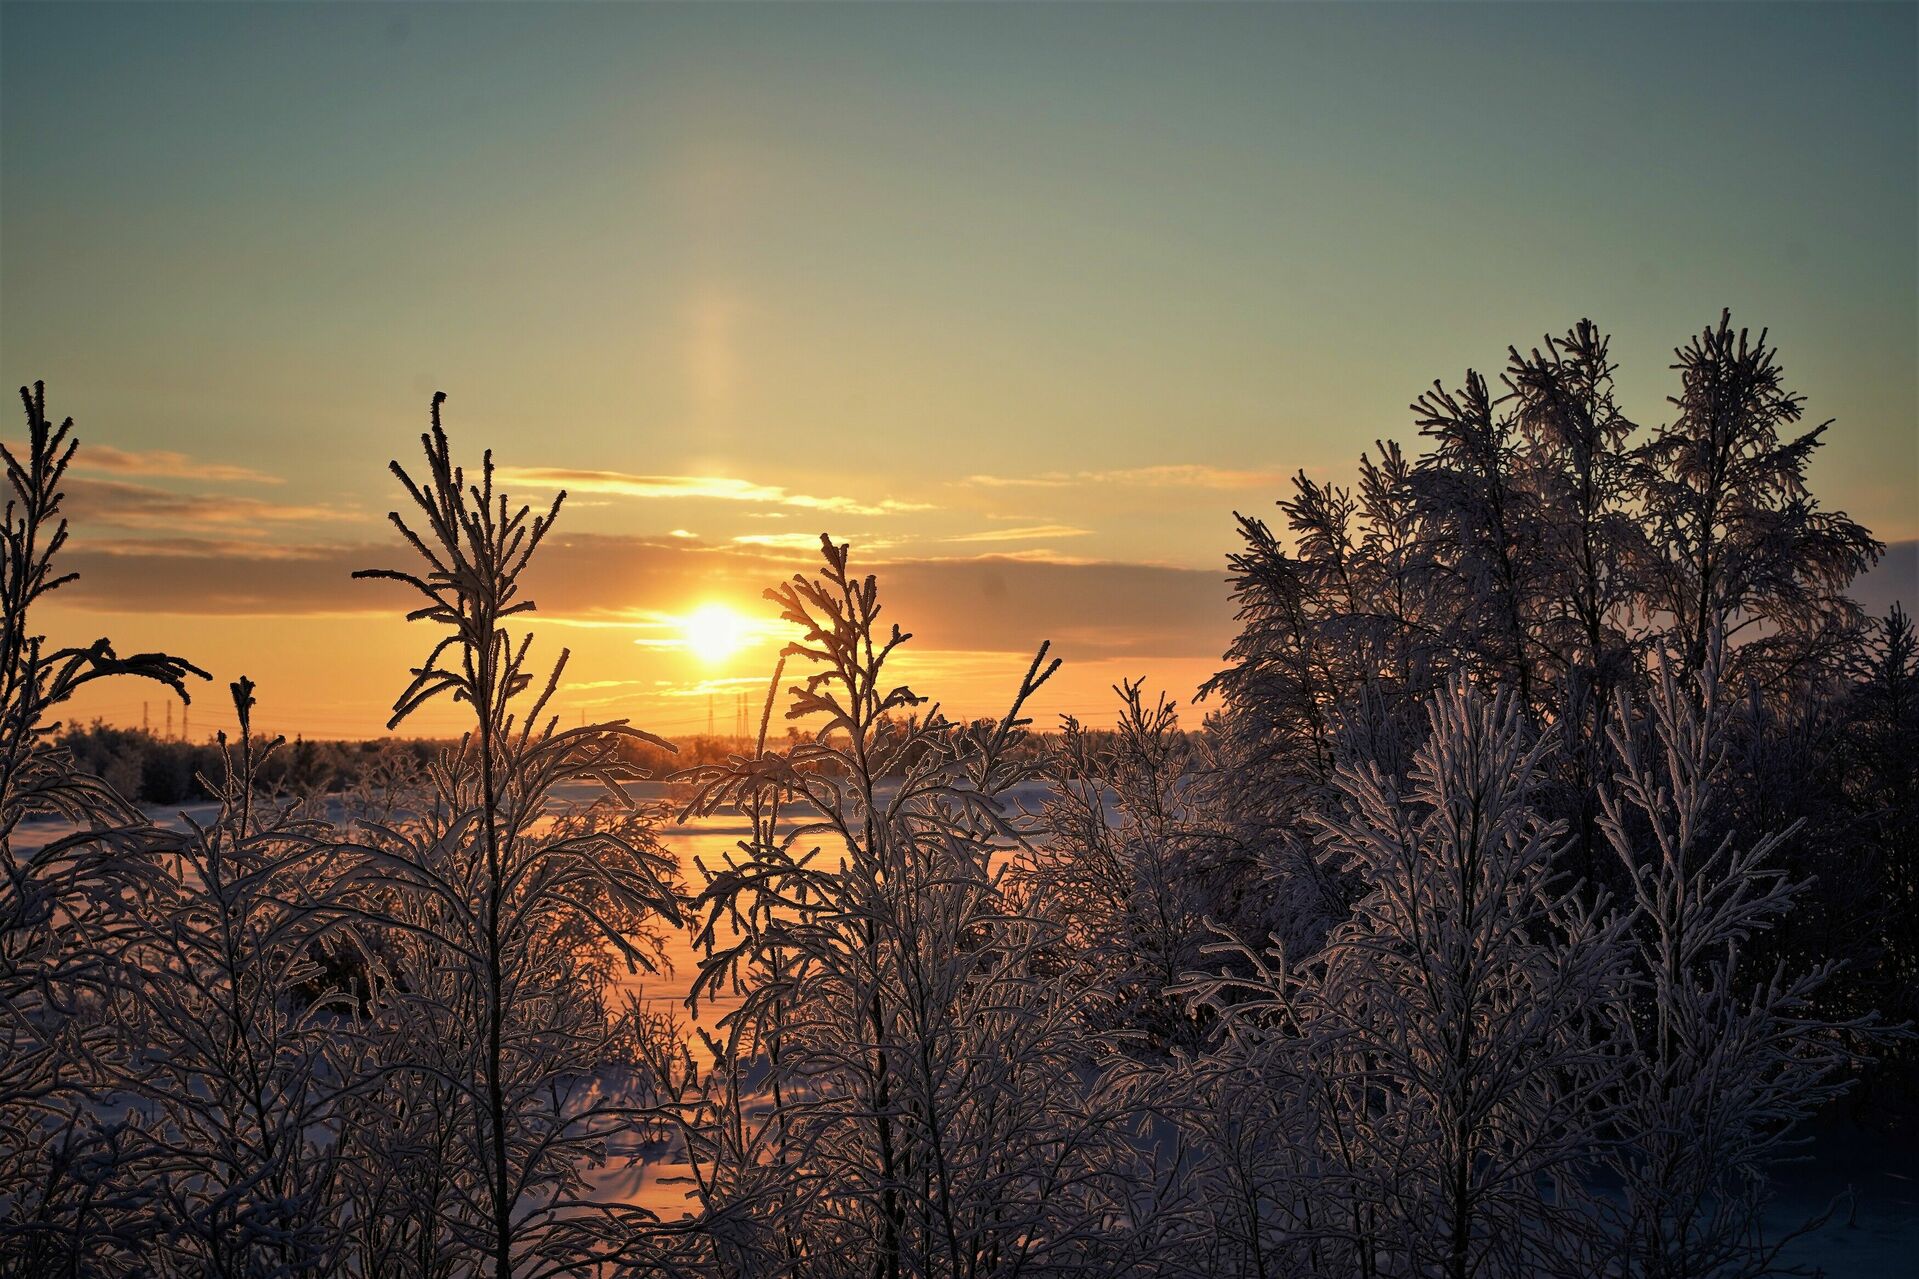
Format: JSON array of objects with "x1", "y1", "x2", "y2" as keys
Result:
[{"x1": 2, "y1": 1, "x2": 1914, "y2": 736}]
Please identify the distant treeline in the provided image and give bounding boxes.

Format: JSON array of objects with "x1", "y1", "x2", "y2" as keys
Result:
[{"x1": 52, "y1": 722, "x2": 758, "y2": 806}]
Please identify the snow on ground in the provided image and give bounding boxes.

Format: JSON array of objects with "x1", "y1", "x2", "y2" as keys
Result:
[{"x1": 1765, "y1": 1111, "x2": 1919, "y2": 1277}]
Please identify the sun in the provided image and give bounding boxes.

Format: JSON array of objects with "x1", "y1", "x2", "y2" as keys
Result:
[{"x1": 680, "y1": 602, "x2": 752, "y2": 663}]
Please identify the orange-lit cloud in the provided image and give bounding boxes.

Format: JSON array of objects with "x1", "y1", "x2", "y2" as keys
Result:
[
  {"x1": 64, "y1": 536, "x2": 357, "y2": 560},
  {"x1": 58, "y1": 529, "x2": 1915, "y2": 658},
  {"x1": 966, "y1": 464, "x2": 1288, "y2": 490},
  {"x1": 730, "y1": 531, "x2": 902, "y2": 554},
  {"x1": 493, "y1": 467, "x2": 933, "y2": 518},
  {"x1": 944, "y1": 524, "x2": 1091, "y2": 544},
  {"x1": 70, "y1": 445, "x2": 282, "y2": 485},
  {"x1": 915, "y1": 548, "x2": 1102, "y2": 566},
  {"x1": 4, "y1": 440, "x2": 282, "y2": 485},
  {"x1": 61, "y1": 477, "x2": 358, "y2": 532}
]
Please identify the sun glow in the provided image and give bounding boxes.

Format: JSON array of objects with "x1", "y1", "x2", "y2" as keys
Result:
[{"x1": 680, "y1": 602, "x2": 753, "y2": 663}]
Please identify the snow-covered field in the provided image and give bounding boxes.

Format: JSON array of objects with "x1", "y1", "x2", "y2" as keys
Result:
[{"x1": 1764, "y1": 1112, "x2": 1919, "y2": 1276}]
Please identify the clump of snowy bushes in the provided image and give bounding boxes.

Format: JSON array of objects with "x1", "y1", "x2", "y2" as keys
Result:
[{"x1": 1, "y1": 309, "x2": 1911, "y2": 1277}]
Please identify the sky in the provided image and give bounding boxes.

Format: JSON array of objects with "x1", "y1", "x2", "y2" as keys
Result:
[{"x1": 2, "y1": 1, "x2": 1914, "y2": 741}]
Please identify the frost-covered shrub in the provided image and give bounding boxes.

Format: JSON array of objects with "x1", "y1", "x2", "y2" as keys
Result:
[
  {"x1": 1596, "y1": 644, "x2": 1876, "y2": 1278},
  {"x1": 1022, "y1": 681, "x2": 1252, "y2": 1046},
  {"x1": 341, "y1": 395, "x2": 690, "y2": 1278},
  {"x1": 110, "y1": 678, "x2": 360, "y2": 1276},
  {"x1": 1185, "y1": 679, "x2": 1627, "y2": 1279},
  {"x1": 2, "y1": 306, "x2": 1904, "y2": 1276},
  {"x1": 0, "y1": 383, "x2": 206, "y2": 1275},
  {"x1": 680, "y1": 536, "x2": 1158, "y2": 1278}
]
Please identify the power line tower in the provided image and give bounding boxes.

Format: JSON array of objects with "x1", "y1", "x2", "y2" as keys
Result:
[
  {"x1": 165, "y1": 702, "x2": 173, "y2": 740},
  {"x1": 707, "y1": 693, "x2": 714, "y2": 738},
  {"x1": 142, "y1": 702, "x2": 149, "y2": 734}
]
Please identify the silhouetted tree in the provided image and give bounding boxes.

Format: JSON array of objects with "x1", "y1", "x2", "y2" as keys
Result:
[
  {"x1": 346, "y1": 395, "x2": 686, "y2": 1279},
  {"x1": 681, "y1": 537, "x2": 1157, "y2": 1277},
  {"x1": 1506, "y1": 321, "x2": 1646, "y2": 879},
  {"x1": 0, "y1": 383, "x2": 205, "y2": 1275},
  {"x1": 1635, "y1": 312, "x2": 1880, "y2": 693}
]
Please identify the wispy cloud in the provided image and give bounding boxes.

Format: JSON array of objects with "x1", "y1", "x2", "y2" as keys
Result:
[
  {"x1": 732, "y1": 531, "x2": 901, "y2": 553},
  {"x1": 72, "y1": 444, "x2": 282, "y2": 485},
  {"x1": 4, "y1": 439, "x2": 284, "y2": 485},
  {"x1": 943, "y1": 524, "x2": 1091, "y2": 544},
  {"x1": 916, "y1": 547, "x2": 1102, "y2": 566},
  {"x1": 519, "y1": 608, "x2": 682, "y2": 631},
  {"x1": 495, "y1": 467, "x2": 933, "y2": 518},
  {"x1": 63, "y1": 477, "x2": 357, "y2": 531},
  {"x1": 966, "y1": 464, "x2": 1285, "y2": 491},
  {"x1": 67, "y1": 535, "x2": 358, "y2": 560}
]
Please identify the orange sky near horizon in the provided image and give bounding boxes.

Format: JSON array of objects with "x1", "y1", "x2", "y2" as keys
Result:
[
  {"x1": 39, "y1": 545, "x2": 1236, "y2": 745},
  {"x1": 34, "y1": 447, "x2": 1246, "y2": 741}
]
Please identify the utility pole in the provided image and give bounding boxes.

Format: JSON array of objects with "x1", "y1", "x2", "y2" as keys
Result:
[
  {"x1": 142, "y1": 702, "x2": 149, "y2": 734},
  {"x1": 182, "y1": 703, "x2": 189, "y2": 742},
  {"x1": 707, "y1": 693, "x2": 715, "y2": 737}
]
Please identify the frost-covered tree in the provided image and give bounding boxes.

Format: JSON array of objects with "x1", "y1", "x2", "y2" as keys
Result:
[
  {"x1": 1208, "y1": 313, "x2": 1883, "y2": 908},
  {"x1": 1412, "y1": 372, "x2": 1544, "y2": 711},
  {"x1": 345, "y1": 395, "x2": 688, "y2": 1279},
  {"x1": 111, "y1": 677, "x2": 358, "y2": 1277},
  {"x1": 680, "y1": 536, "x2": 1156, "y2": 1278},
  {"x1": 1201, "y1": 444, "x2": 1444, "y2": 967},
  {"x1": 1208, "y1": 440, "x2": 1444, "y2": 823},
  {"x1": 1597, "y1": 643, "x2": 1874, "y2": 1278},
  {"x1": 1634, "y1": 312, "x2": 1880, "y2": 692},
  {"x1": 1506, "y1": 322, "x2": 1647, "y2": 880},
  {"x1": 1187, "y1": 679, "x2": 1627, "y2": 1279},
  {"x1": 1022, "y1": 681, "x2": 1251, "y2": 1044},
  {"x1": 0, "y1": 383, "x2": 206, "y2": 1276},
  {"x1": 1508, "y1": 322, "x2": 1643, "y2": 700}
]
